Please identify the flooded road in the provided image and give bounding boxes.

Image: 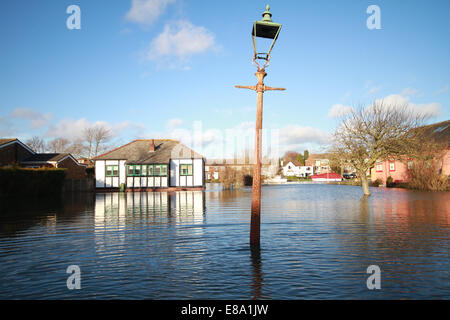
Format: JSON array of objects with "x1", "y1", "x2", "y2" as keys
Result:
[{"x1": 0, "y1": 184, "x2": 449, "y2": 299}]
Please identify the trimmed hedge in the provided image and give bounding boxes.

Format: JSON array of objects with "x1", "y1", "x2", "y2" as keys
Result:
[{"x1": 0, "y1": 166, "x2": 66, "y2": 197}]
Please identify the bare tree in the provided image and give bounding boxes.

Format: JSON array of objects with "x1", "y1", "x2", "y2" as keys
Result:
[
  {"x1": 26, "y1": 136, "x2": 46, "y2": 153},
  {"x1": 83, "y1": 127, "x2": 95, "y2": 159},
  {"x1": 48, "y1": 138, "x2": 71, "y2": 153},
  {"x1": 93, "y1": 125, "x2": 112, "y2": 157},
  {"x1": 82, "y1": 125, "x2": 112, "y2": 159},
  {"x1": 68, "y1": 139, "x2": 86, "y2": 159},
  {"x1": 283, "y1": 151, "x2": 299, "y2": 163},
  {"x1": 330, "y1": 100, "x2": 425, "y2": 196}
]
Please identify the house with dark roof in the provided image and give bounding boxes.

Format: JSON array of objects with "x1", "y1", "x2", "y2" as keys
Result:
[
  {"x1": 93, "y1": 139, "x2": 205, "y2": 191},
  {"x1": 0, "y1": 138, "x2": 87, "y2": 179},
  {"x1": 0, "y1": 138, "x2": 35, "y2": 166},
  {"x1": 20, "y1": 153, "x2": 87, "y2": 179}
]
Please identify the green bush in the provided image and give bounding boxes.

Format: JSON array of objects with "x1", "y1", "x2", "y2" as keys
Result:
[
  {"x1": 371, "y1": 178, "x2": 383, "y2": 187},
  {"x1": 0, "y1": 166, "x2": 66, "y2": 197}
]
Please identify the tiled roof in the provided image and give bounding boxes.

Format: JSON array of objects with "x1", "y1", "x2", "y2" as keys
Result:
[
  {"x1": 94, "y1": 139, "x2": 204, "y2": 163},
  {"x1": 21, "y1": 153, "x2": 70, "y2": 163},
  {"x1": 289, "y1": 160, "x2": 303, "y2": 167},
  {"x1": 421, "y1": 120, "x2": 450, "y2": 146},
  {"x1": 0, "y1": 138, "x2": 17, "y2": 147}
]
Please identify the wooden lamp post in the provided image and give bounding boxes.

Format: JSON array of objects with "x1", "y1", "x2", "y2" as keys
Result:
[{"x1": 236, "y1": 5, "x2": 285, "y2": 247}]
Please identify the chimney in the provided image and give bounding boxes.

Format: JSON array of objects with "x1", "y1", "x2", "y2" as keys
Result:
[{"x1": 149, "y1": 139, "x2": 155, "y2": 152}]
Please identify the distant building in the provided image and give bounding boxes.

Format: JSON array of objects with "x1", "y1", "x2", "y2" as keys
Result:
[
  {"x1": 94, "y1": 139, "x2": 205, "y2": 191},
  {"x1": 78, "y1": 157, "x2": 94, "y2": 166},
  {"x1": 305, "y1": 154, "x2": 332, "y2": 175},
  {"x1": 282, "y1": 160, "x2": 313, "y2": 177},
  {"x1": 371, "y1": 120, "x2": 450, "y2": 184},
  {"x1": 205, "y1": 158, "x2": 252, "y2": 180}
]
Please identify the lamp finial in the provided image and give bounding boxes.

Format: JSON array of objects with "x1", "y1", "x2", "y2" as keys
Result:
[{"x1": 262, "y1": 4, "x2": 272, "y2": 22}]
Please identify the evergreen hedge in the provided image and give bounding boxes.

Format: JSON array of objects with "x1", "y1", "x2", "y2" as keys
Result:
[{"x1": 0, "y1": 166, "x2": 66, "y2": 197}]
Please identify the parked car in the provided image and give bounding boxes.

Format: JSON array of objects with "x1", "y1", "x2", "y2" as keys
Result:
[{"x1": 343, "y1": 173, "x2": 357, "y2": 179}]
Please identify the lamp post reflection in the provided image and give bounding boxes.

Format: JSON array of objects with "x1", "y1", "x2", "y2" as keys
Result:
[{"x1": 250, "y1": 245, "x2": 264, "y2": 300}]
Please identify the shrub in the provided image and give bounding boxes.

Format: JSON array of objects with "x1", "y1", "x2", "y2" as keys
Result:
[
  {"x1": 0, "y1": 166, "x2": 66, "y2": 197},
  {"x1": 371, "y1": 178, "x2": 383, "y2": 187},
  {"x1": 219, "y1": 167, "x2": 249, "y2": 190},
  {"x1": 406, "y1": 159, "x2": 449, "y2": 191},
  {"x1": 386, "y1": 176, "x2": 394, "y2": 187}
]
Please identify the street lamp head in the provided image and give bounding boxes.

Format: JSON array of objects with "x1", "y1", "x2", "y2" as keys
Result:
[{"x1": 252, "y1": 5, "x2": 282, "y2": 62}]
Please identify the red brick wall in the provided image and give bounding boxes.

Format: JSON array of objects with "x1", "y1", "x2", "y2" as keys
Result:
[
  {"x1": 0, "y1": 142, "x2": 34, "y2": 166},
  {"x1": 371, "y1": 150, "x2": 450, "y2": 184},
  {"x1": 371, "y1": 159, "x2": 409, "y2": 184},
  {"x1": 58, "y1": 157, "x2": 87, "y2": 179}
]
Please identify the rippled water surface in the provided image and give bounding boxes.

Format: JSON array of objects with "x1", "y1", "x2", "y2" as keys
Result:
[{"x1": 0, "y1": 184, "x2": 449, "y2": 299}]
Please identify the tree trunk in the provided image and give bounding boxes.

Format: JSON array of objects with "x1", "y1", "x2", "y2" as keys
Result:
[{"x1": 360, "y1": 172, "x2": 371, "y2": 196}]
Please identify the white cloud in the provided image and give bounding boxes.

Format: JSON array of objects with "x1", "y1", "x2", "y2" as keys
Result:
[
  {"x1": 367, "y1": 86, "x2": 381, "y2": 95},
  {"x1": 10, "y1": 107, "x2": 53, "y2": 129},
  {"x1": 400, "y1": 87, "x2": 420, "y2": 97},
  {"x1": 365, "y1": 81, "x2": 381, "y2": 95},
  {"x1": 374, "y1": 94, "x2": 441, "y2": 117},
  {"x1": 436, "y1": 85, "x2": 448, "y2": 95},
  {"x1": 328, "y1": 104, "x2": 354, "y2": 118},
  {"x1": 146, "y1": 20, "x2": 216, "y2": 62},
  {"x1": 46, "y1": 118, "x2": 144, "y2": 141},
  {"x1": 125, "y1": 0, "x2": 175, "y2": 26},
  {"x1": 279, "y1": 125, "x2": 331, "y2": 146},
  {"x1": 0, "y1": 116, "x2": 15, "y2": 137},
  {"x1": 166, "y1": 118, "x2": 183, "y2": 130}
]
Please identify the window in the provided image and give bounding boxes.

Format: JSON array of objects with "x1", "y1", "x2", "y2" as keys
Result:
[
  {"x1": 389, "y1": 161, "x2": 395, "y2": 171},
  {"x1": 408, "y1": 161, "x2": 413, "y2": 170},
  {"x1": 106, "y1": 165, "x2": 119, "y2": 177},
  {"x1": 376, "y1": 161, "x2": 383, "y2": 172},
  {"x1": 142, "y1": 165, "x2": 147, "y2": 176},
  {"x1": 127, "y1": 165, "x2": 134, "y2": 176},
  {"x1": 127, "y1": 165, "x2": 144, "y2": 176},
  {"x1": 148, "y1": 164, "x2": 168, "y2": 176},
  {"x1": 180, "y1": 164, "x2": 193, "y2": 176}
]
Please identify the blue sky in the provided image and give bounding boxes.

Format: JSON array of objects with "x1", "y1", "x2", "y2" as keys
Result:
[{"x1": 1, "y1": 0, "x2": 449, "y2": 157}]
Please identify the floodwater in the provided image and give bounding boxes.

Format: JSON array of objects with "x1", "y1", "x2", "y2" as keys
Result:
[{"x1": 0, "y1": 184, "x2": 449, "y2": 299}]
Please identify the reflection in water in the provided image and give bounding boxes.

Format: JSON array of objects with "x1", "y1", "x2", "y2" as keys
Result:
[
  {"x1": 0, "y1": 185, "x2": 449, "y2": 299},
  {"x1": 94, "y1": 191, "x2": 206, "y2": 225},
  {"x1": 250, "y1": 246, "x2": 263, "y2": 300}
]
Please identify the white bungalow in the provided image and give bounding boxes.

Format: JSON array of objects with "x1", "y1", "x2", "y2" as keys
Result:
[
  {"x1": 282, "y1": 161, "x2": 314, "y2": 177},
  {"x1": 94, "y1": 139, "x2": 205, "y2": 191}
]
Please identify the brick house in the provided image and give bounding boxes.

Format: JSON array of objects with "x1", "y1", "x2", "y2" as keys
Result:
[
  {"x1": 0, "y1": 138, "x2": 34, "y2": 166},
  {"x1": 0, "y1": 138, "x2": 87, "y2": 179},
  {"x1": 371, "y1": 120, "x2": 450, "y2": 184},
  {"x1": 305, "y1": 154, "x2": 332, "y2": 175},
  {"x1": 21, "y1": 153, "x2": 87, "y2": 179}
]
